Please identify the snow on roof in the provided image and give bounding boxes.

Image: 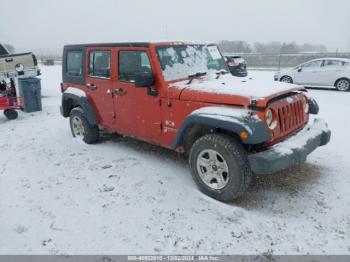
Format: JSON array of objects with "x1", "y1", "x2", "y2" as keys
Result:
[
  {"x1": 306, "y1": 57, "x2": 350, "y2": 62},
  {"x1": 64, "y1": 41, "x2": 215, "y2": 48},
  {"x1": 151, "y1": 40, "x2": 213, "y2": 45},
  {"x1": 322, "y1": 57, "x2": 350, "y2": 61}
]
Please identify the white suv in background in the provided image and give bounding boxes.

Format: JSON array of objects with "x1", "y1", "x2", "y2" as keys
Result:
[{"x1": 274, "y1": 58, "x2": 350, "y2": 91}]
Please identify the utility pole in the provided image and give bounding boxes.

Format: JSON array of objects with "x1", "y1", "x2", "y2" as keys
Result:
[{"x1": 278, "y1": 48, "x2": 282, "y2": 71}]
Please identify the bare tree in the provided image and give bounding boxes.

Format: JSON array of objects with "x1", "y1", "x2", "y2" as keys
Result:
[
  {"x1": 218, "y1": 40, "x2": 252, "y2": 54},
  {"x1": 253, "y1": 42, "x2": 282, "y2": 54}
]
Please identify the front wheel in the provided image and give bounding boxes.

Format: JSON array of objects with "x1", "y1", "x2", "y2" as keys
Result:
[
  {"x1": 189, "y1": 134, "x2": 252, "y2": 202},
  {"x1": 4, "y1": 109, "x2": 18, "y2": 120},
  {"x1": 280, "y1": 76, "x2": 293, "y2": 83},
  {"x1": 335, "y1": 79, "x2": 350, "y2": 92},
  {"x1": 69, "y1": 107, "x2": 99, "y2": 144}
]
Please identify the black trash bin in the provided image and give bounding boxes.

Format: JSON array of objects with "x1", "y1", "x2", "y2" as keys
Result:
[{"x1": 18, "y1": 77, "x2": 42, "y2": 113}]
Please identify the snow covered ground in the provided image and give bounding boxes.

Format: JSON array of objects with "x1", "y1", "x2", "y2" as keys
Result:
[{"x1": 0, "y1": 65, "x2": 349, "y2": 255}]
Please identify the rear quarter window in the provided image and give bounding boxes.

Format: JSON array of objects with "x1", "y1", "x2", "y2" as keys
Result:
[
  {"x1": 323, "y1": 60, "x2": 349, "y2": 67},
  {"x1": 67, "y1": 51, "x2": 83, "y2": 76}
]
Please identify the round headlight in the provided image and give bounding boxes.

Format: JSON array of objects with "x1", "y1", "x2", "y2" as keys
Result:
[
  {"x1": 265, "y1": 109, "x2": 273, "y2": 127},
  {"x1": 15, "y1": 63, "x2": 24, "y2": 72},
  {"x1": 302, "y1": 96, "x2": 309, "y2": 113}
]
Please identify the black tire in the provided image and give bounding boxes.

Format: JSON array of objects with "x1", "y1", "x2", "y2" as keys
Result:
[
  {"x1": 4, "y1": 109, "x2": 18, "y2": 120},
  {"x1": 280, "y1": 76, "x2": 293, "y2": 83},
  {"x1": 69, "y1": 107, "x2": 99, "y2": 144},
  {"x1": 335, "y1": 78, "x2": 350, "y2": 92},
  {"x1": 189, "y1": 134, "x2": 252, "y2": 202}
]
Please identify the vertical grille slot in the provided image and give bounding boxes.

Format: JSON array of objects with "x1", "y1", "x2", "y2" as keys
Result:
[{"x1": 278, "y1": 108, "x2": 284, "y2": 132}]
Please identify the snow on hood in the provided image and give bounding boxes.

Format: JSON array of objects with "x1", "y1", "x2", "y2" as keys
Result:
[{"x1": 170, "y1": 73, "x2": 304, "y2": 101}]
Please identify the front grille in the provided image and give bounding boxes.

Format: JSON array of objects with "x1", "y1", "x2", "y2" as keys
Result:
[
  {"x1": 278, "y1": 99, "x2": 305, "y2": 133},
  {"x1": 269, "y1": 94, "x2": 308, "y2": 142}
]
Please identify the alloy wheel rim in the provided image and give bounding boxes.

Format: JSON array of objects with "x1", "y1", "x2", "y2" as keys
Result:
[
  {"x1": 72, "y1": 116, "x2": 85, "y2": 137},
  {"x1": 196, "y1": 149, "x2": 229, "y2": 190},
  {"x1": 282, "y1": 77, "x2": 291, "y2": 83},
  {"x1": 337, "y1": 80, "x2": 349, "y2": 91}
]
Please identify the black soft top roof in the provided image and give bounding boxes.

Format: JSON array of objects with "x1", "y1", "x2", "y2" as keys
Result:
[
  {"x1": 64, "y1": 42, "x2": 150, "y2": 48},
  {"x1": 0, "y1": 44, "x2": 9, "y2": 55}
]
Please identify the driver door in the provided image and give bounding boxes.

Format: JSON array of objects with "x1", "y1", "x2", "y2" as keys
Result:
[
  {"x1": 294, "y1": 60, "x2": 323, "y2": 85},
  {"x1": 113, "y1": 48, "x2": 162, "y2": 143}
]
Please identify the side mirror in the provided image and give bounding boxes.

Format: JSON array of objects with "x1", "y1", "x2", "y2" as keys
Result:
[
  {"x1": 134, "y1": 72, "x2": 158, "y2": 97},
  {"x1": 135, "y1": 72, "x2": 155, "y2": 87}
]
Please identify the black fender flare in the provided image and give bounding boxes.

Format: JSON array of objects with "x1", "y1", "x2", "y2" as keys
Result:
[
  {"x1": 171, "y1": 113, "x2": 271, "y2": 150},
  {"x1": 61, "y1": 90, "x2": 99, "y2": 125},
  {"x1": 309, "y1": 97, "x2": 319, "y2": 115}
]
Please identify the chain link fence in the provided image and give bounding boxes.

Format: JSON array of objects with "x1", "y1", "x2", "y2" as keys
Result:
[{"x1": 224, "y1": 52, "x2": 350, "y2": 70}]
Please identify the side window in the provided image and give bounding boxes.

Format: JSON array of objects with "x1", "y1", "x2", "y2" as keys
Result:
[
  {"x1": 89, "y1": 51, "x2": 111, "y2": 78},
  {"x1": 118, "y1": 51, "x2": 152, "y2": 82},
  {"x1": 324, "y1": 60, "x2": 345, "y2": 67},
  {"x1": 67, "y1": 51, "x2": 83, "y2": 76},
  {"x1": 302, "y1": 60, "x2": 322, "y2": 69}
]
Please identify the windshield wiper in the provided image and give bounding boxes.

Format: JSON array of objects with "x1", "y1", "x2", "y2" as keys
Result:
[
  {"x1": 187, "y1": 72, "x2": 207, "y2": 84},
  {"x1": 215, "y1": 70, "x2": 229, "y2": 79}
]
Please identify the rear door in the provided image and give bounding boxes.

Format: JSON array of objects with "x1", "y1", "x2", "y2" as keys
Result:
[
  {"x1": 85, "y1": 47, "x2": 116, "y2": 127},
  {"x1": 113, "y1": 47, "x2": 161, "y2": 143},
  {"x1": 317, "y1": 59, "x2": 347, "y2": 86}
]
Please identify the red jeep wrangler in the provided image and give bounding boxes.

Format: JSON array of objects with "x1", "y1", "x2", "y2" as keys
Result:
[{"x1": 60, "y1": 42, "x2": 330, "y2": 202}]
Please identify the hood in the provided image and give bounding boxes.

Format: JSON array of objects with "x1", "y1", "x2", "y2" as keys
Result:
[{"x1": 170, "y1": 74, "x2": 305, "y2": 107}]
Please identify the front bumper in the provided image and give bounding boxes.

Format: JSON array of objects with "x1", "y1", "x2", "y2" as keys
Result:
[{"x1": 248, "y1": 118, "x2": 331, "y2": 175}]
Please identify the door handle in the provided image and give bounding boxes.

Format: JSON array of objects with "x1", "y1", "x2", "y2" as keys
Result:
[
  {"x1": 86, "y1": 83, "x2": 97, "y2": 90},
  {"x1": 114, "y1": 88, "x2": 127, "y2": 96}
]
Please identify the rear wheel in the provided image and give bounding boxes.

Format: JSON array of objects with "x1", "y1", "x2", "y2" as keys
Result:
[
  {"x1": 4, "y1": 109, "x2": 18, "y2": 120},
  {"x1": 335, "y1": 79, "x2": 350, "y2": 92},
  {"x1": 280, "y1": 76, "x2": 293, "y2": 83},
  {"x1": 189, "y1": 134, "x2": 252, "y2": 202},
  {"x1": 69, "y1": 107, "x2": 99, "y2": 144}
]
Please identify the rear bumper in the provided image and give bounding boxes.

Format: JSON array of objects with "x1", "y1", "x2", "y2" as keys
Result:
[
  {"x1": 248, "y1": 118, "x2": 331, "y2": 175},
  {"x1": 229, "y1": 68, "x2": 247, "y2": 77}
]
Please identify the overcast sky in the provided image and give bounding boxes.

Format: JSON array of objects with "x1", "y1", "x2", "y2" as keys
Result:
[{"x1": 1, "y1": 0, "x2": 349, "y2": 53}]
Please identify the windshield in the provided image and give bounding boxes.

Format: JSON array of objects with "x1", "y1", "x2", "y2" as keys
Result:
[{"x1": 156, "y1": 44, "x2": 227, "y2": 81}]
